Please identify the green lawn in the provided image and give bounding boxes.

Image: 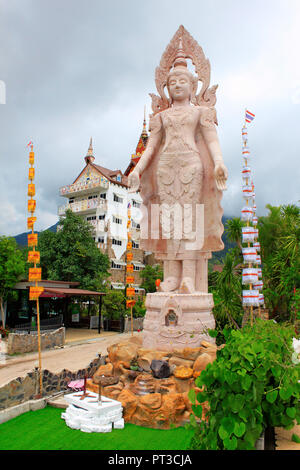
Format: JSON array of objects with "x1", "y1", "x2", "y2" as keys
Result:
[{"x1": 0, "y1": 407, "x2": 193, "y2": 450}]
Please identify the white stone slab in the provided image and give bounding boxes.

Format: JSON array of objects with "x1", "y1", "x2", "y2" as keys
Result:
[{"x1": 61, "y1": 391, "x2": 124, "y2": 433}]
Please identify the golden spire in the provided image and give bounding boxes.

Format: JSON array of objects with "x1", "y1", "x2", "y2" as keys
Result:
[{"x1": 85, "y1": 137, "x2": 95, "y2": 163}]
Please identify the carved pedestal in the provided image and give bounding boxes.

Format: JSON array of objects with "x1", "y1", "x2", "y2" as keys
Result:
[{"x1": 142, "y1": 292, "x2": 215, "y2": 351}]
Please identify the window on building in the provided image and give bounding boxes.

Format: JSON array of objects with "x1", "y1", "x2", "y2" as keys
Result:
[
  {"x1": 88, "y1": 194, "x2": 98, "y2": 200},
  {"x1": 132, "y1": 240, "x2": 139, "y2": 249},
  {"x1": 100, "y1": 193, "x2": 107, "y2": 200},
  {"x1": 98, "y1": 214, "x2": 105, "y2": 220},
  {"x1": 116, "y1": 175, "x2": 122, "y2": 182},
  {"x1": 113, "y1": 216, "x2": 122, "y2": 225},
  {"x1": 111, "y1": 260, "x2": 122, "y2": 269},
  {"x1": 87, "y1": 216, "x2": 96, "y2": 221},
  {"x1": 69, "y1": 198, "x2": 75, "y2": 204},
  {"x1": 133, "y1": 264, "x2": 142, "y2": 271},
  {"x1": 113, "y1": 194, "x2": 123, "y2": 203},
  {"x1": 98, "y1": 236, "x2": 105, "y2": 243},
  {"x1": 132, "y1": 220, "x2": 140, "y2": 229},
  {"x1": 112, "y1": 239, "x2": 122, "y2": 246},
  {"x1": 132, "y1": 200, "x2": 141, "y2": 208}
]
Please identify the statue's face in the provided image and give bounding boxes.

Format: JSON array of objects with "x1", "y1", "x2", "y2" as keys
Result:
[{"x1": 167, "y1": 72, "x2": 191, "y2": 102}]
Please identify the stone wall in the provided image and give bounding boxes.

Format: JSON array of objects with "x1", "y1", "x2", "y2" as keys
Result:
[
  {"x1": 7, "y1": 327, "x2": 65, "y2": 355},
  {"x1": 0, "y1": 356, "x2": 103, "y2": 410},
  {"x1": 124, "y1": 316, "x2": 144, "y2": 333}
]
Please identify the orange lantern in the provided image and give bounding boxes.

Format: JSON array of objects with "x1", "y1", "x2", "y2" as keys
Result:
[
  {"x1": 27, "y1": 216, "x2": 37, "y2": 229},
  {"x1": 127, "y1": 252, "x2": 133, "y2": 261},
  {"x1": 127, "y1": 232, "x2": 132, "y2": 240},
  {"x1": 28, "y1": 250, "x2": 40, "y2": 264},
  {"x1": 127, "y1": 242, "x2": 132, "y2": 250},
  {"x1": 126, "y1": 287, "x2": 135, "y2": 297},
  {"x1": 29, "y1": 286, "x2": 44, "y2": 301},
  {"x1": 28, "y1": 184, "x2": 35, "y2": 197},
  {"x1": 28, "y1": 168, "x2": 35, "y2": 180},
  {"x1": 155, "y1": 279, "x2": 161, "y2": 288},
  {"x1": 126, "y1": 264, "x2": 134, "y2": 273},
  {"x1": 29, "y1": 151, "x2": 34, "y2": 165},
  {"x1": 126, "y1": 299, "x2": 136, "y2": 308},
  {"x1": 126, "y1": 276, "x2": 135, "y2": 284},
  {"x1": 28, "y1": 233, "x2": 38, "y2": 247},
  {"x1": 28, "y1": 267, "x2": 42, "y2": 282},
  {"x1": 28, "y1": 199, "x2": 36, "y2": 212},
  {"x1": 127, "y1": 220, "x2": 131, "y2": 228}
]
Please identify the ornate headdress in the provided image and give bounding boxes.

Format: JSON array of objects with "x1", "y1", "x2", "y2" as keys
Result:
[{"x1": 149, "y1": 25, "x2": 218, "y2": 121}]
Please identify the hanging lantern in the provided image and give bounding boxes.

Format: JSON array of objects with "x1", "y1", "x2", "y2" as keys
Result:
[
  {"x1": 256, "y1": 255, "x2": 262, "y2": 265},
  {"x1": 126, "y1": 275, "x2": 135, "y2": 284},
  {"x1": 28, "y1": 267, "x2": 42, "y2": 282},
  {"x1": 242, "y1": 290, "x2": 260, "y2": 306},
  {"x1": 242, "y1": 247, "x2": 257, "y2": 263},
  {"x1": 127, "y1": 242, "x2": 132, "y2": 250},
  {"x1": 126, "y1": 287, "x2": 135, "y2": 297},
  {"x1": 28, "y1": 233, "x2": 38, "y2": 247},
  {"x1": 28, "y1": 168, "x2": 35, "y2": 180},
  {"x1": 127, "y1": 252, "x2": 133, "y2": 261},
  {"x1": 27, "y1": 217, "x2": 37, "y2": 229},
  {"x1": 259, "y1": 294, "x2": 264, "y2": 305},
  {"x1": 253, "y1": 216, "x2": 258, "y2": 225},
  {"x1": 242, "y1": 185, "x2": 253, "y2": 199},
  {"x1": 126, "y1": 264, "x2": 134, "y2": 273},
  {"x1": 241, "y1": 206, "x2": 253, "y2": 221},
  {"x1": 29, "y1": 286, "x2": 44, "y2": 301},
  {"x1": 29, "y1": 151, "x2": 34, "y2": 165},
  {"x1": 28, "y1": 199, "x2": 36, "y2": 213},
  {"x1": 126, "y1": 299, "x2": 136, "y2": 308},
  {"x1": 27, "y1": 250, "x2": 40, "y2": 264},
  {"x1": 253, "y1": 242, "x2": 260, "y2": 252},
  {"x1": 242, "y1": 166, "x2": 251, "y2": 180},
  {"x1": 155, "y1": 279, "x2": 161, "y2": 288},
  {"x1": 253, "y1": 280, "x2": 264, "y2": 290},
  {"x1": 242, "y1": 226, "x2": 256, "y2": 243},
  {"x1": 242, "y1": 268, "x2": 259, "y2": 285},
  {"x1": 28, "y1": 184, "x2": 36, "y2": 197},
  {"x1": 242, "y1": 128, "x2": 248, "y2": 141},
  {"x1": 252, "y1": 204, "x2": 257, "y2": 213}
]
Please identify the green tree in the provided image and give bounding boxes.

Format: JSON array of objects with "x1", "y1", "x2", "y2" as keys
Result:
[
  {"x1": 225, "y1": 217, "x2": 244, "y2": 253},
  {"x1": 140, "y1": 264, "x2": 163, "y2": 294},
  {"x1": 258, "y1": 204, "x2": 300, "y2": 322},
  {"x1": 0, "y1": 236, "x2": 26, "y2": 327},
  {"x1": 210, "y1": 249, "x2": 243, "y2": 343},
  {"x1": 37, "y1": 210, "x2": 110, "y2": 291}
]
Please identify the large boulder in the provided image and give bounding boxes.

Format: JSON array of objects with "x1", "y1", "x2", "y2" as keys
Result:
[
  {"x1": 150, "y1": 360, "x2": 170, "y2": 379},
  {"x1": 173, "y1": 366, "x2": 194, "y2": 379},
  {"x1": 193, "y1": 353, "x2": 214, "y2": 378},
  {"x1": 107, "y1": 341, "x2": 140, "y2": 368},
  {"x1": 169, "y1": 356, "x2": 194, "y2": 369}
]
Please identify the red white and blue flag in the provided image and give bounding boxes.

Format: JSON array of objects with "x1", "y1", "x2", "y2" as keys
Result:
[{"x1": 245, "y1": 110, "x2": 255, "y2": 123}]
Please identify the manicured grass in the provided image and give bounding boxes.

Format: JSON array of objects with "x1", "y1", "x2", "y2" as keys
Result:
[{"x1": 0, "y1": 407, "x2": 193, "y2": 450}]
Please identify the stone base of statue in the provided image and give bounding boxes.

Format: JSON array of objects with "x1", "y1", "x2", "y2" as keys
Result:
[{"x1": 142, "y1": 292, "x2": 215, "y2": 351}]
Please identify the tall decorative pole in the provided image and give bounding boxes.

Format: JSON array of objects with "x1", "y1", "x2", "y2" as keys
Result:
[
  {"x1": 27, "y1": 142, "x2": 44, "y2": 395},
  {"x1": 126, "y1": 202, "x2": 136, "y2": 335},
  {"x1": 241, "y1": 111, "x2": 259, "y2": 326}
]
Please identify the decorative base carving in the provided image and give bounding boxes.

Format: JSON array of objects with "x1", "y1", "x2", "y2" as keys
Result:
[{"x1": 142, "y1": 292, "x2": 215, "y2": 351}]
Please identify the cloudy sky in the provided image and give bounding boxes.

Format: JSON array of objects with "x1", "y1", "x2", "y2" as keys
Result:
[{"x1": 0, "y1": 0, "x2": 299, "y2": 236}]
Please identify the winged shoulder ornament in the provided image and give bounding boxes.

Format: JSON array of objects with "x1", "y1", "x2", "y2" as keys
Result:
[{"x1": 149, "y1": 25, "x2": 218, "y2": 124}]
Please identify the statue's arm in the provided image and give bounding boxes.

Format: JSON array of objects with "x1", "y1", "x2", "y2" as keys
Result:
[{"x1": 199, "y1": 109, "x2": 228, "y2": 191}]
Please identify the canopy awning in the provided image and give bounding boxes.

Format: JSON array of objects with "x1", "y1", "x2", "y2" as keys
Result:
[{"x1": 40, "y1": 287, "x2": 105, "y2": 298}]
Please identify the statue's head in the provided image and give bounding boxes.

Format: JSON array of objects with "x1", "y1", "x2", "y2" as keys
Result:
[{"x1": 166, "y1": 39, "x2": 198, "y2": 104}]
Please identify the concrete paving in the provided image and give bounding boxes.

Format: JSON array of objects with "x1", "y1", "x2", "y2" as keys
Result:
[{"x1": 0, "y1": 329, "x2": 140, "y2": 387}]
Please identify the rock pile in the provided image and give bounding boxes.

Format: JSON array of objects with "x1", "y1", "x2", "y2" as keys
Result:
[{"x1": 86, "y1": 336, "x2": 220, "y2": 429}]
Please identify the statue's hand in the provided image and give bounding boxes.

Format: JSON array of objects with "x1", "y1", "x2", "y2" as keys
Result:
[
  {"x1": 214, "y1": 162, "x2": 228, "y2": 191},
  {"x1": 128, "y1": 169, "x2": 140, "y2": 193}
]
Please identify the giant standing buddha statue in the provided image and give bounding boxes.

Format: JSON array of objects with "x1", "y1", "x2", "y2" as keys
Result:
[{"x1": 129, "y1": 25, "x2": 228, "y2": 350}]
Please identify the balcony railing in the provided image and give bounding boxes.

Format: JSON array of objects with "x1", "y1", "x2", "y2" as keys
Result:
[
  {"x1": 59, "y1": 176, "x2": 109, "y2": 197},
  {"x1": 58, "y1": 198, "x2": 107, "y2": 216}
]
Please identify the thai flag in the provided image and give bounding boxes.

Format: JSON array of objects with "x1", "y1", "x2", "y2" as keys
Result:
[{"x1": 245, "y1": 110, "x2": 255, "y2": 123}]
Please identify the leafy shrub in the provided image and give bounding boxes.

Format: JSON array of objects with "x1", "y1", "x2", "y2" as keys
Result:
[
  {"x1": 102, "y1": 290, "x2": 126, "y2": 320},
  {"x1": 188, "y1": 319, "x2": 300, "y2": 450}
]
